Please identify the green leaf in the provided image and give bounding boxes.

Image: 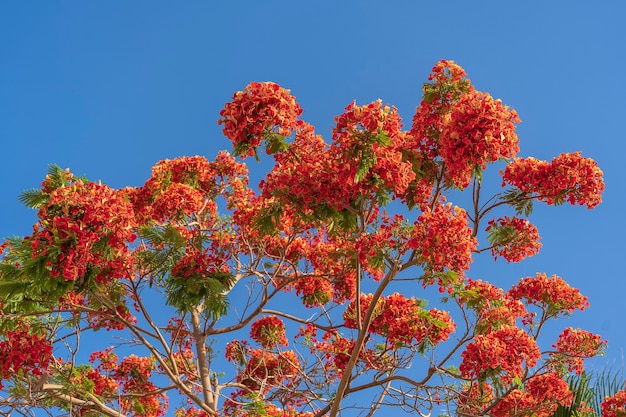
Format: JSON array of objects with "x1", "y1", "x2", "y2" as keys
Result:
[
  {"x1": 0, "y1": 280, "x2": 31, "y2": 300},
  {"x1": 500, "y1": 188, "x2": 534, "y2": 216},
  {"x1": 264, "y1": 132, "x2": 289, "y2": 154},
  {"x1": 18, "y1": 188, "x2": 49, "y2": 209},
  {"x1": 354, "y1": 153, "x2": 375, "y2": 183},
  {"x1": 486, "y1": 223, "x2": 517, "y2": 247},
  {"x1": 375, "y1": 130, "x2": 392, "y2": 147},
  {"x1": 254, "y1": 204, "x2": 283, "y2": 235}
]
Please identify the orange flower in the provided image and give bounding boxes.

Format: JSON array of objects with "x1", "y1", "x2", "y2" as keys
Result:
[
  {"x1": 218, "y1": 81, "x2": 302, "y2": 158},
  {"x1": 503, "y1": 152, "x2": 604, "y2": 208}
]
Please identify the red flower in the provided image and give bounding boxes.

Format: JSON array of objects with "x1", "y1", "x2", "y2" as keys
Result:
[
  {"x1": 551, "y1": 327, "x2": 606, "y2": 374},
  {"x1": 602, "y1": 389, "x2": 626, "y2": 417},
  {"x1": 218, "y1": 82, "x2": 303, "y2": 158},
  {"x1": 486, "y1": 216, "x2": 541, "y2": 262},
  {"x1": 439, "y1": 90, "x2": 520, "y2": 188},
  {"x1": 502, "y1": 152, "x2": 604, "y2": 208},
  {"x1": 0, "y1": 325, "x2": 53, "y2": 389},
  {"x1": 250, "y1": 316, "x2": 288, "y2": 348},
  {"x1": 507, "y1": 273, "x2": 589, "y2": 316},
  {"x1": 408, "y1": 202, "x2": 476, "y2": 277},
  {"x1": 460, "y1": 327, "x2": 539, "y2": 379}
]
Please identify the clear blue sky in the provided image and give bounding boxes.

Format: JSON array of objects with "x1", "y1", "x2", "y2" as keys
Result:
[{"x1": 1, "y1": 1, "x2": 625, "y2": 374}]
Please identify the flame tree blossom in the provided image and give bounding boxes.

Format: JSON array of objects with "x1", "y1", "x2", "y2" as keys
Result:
[
  {"x1": 218, "y1": 81, "x2": 303, "y2": 158},
  {"x1": 502, "y1": 152, "x2": 604, "y2": 208},
  {"x1": 486, "y1": 216, "x2": 542, "y2": 262}
]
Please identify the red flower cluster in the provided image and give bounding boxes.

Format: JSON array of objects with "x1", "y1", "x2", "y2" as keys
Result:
[
  {"x1": 218, "y1": 81, "x2": 303, "y2": 158},
  {"x1": 30, "y1": 181, "x2": 136, "y2": 283},
  {"x1": 332, "y1": 100, "x2": 415, "y2": 197},
  {"x1": 89, "y1": 349, "x2": 168, "y2": 417},
  {"x1": 408, "y1": 202, "x2": 476, "y2": 276},
  {"x1": 260, "y1": 122, "x2": 344, "y2": 210},
  {"x1": 0, "y1": 325, "x2": 53, "y2": 389},
  {"x1": 439, "y1": 91, "x2": 520, "y2": 187},
  {"x1": 343, "y1": 293, "x2": 455, "y2": 347},
  {"x1": 551, "y1": 327, "x2": 606, "y2": 374},
  {"x1": 171, "y1": 248, "x2": 229, "y2": 279},
  {"x1": 602, "y1": 389, "x2": 626, "y2": 417},
  {"x1": 507, "y1": 273, "x2": 589, "y2": 316},
  {"x1": 333, "y1": 99, "x2": 404, "y2": 144},
  {"x1": 525, "y1": 372, "x2": 574, "y2": 413},
  {"x1": 410, "y1": 60, "x2": 520, "y2": 188},
  {"x1": 486, "y1": 216, "x2": 542, "y2": 262},
  {"x1": 490, "y1": 373, "x2": 573, "y2": 417},
  {"x1": 293, "y1": 276, "x2": 333, "y2": 307},
  {"x1": 224, "y1": 340, "x2": 300, "y2": 392},
  {"x1": 460, "y1": 327, "x2": 540, "y2": 379},
  {"x1": 250, "y1": 316, "x2": 288, "y2": 349},
  {"x1": 502, "y1": 152, "x2": 604, "y2": 208},
  {"x1": 131, "y1": 155, "x2": 216, "y2": 223},
  {"x1": 460, "y1": 373, "x2": 573, "y2": 417},
  {"x1": 262, "y1": 102, "x2": 414, "y2": 218},
  {"x1": 460, "y1": 279, "x2": 528, "y2": 333}
]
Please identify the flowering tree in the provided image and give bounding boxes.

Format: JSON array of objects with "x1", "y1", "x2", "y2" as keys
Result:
[{"x1": 0, "y1": 60, "x2": 619, "y2": 417}]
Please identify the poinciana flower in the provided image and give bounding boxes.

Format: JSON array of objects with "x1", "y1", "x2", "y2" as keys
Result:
[
  {"x1": 507, "y1": 273, "x2": 589, "y2": 316},
  {"x1": 460, "y1": 327, "x2": 540, "y2": 380},
  {"x1": 502, "y1": 152, "x2": 604, "y2": 208},
  {"x1": 89, "y1": 349, "x2": 168, "y2": 417},
  {"x1": 602, "y1": 389, "x2": 626, "y2": 417},
  {"x1": 551, "y1": 327, "x2": 606, "y2": 374},
  {"x1": 250, "y1": 315, "x2": 288, "y2": 348},
  {"x1": 343, "y1": 293, "x2": 455, "y2": 347},
  {"x1": 218, "y1": 81, "x2": 303, "y2": 158},
  {"x1": 408, "y1": 202, "x2": 476, "y2": 278},
  {"x1": 30, "y1": 179, "x2": 136, "y2": 284},
  {"x1": 486, "y1": 216, "x2": 542, "y2": 262},
  {"x1": 0, "y1": 325, "x2": 52, "y2": 389},
  {"x1": 439, "y1": 90, "x2": 520, "y2": 188}
]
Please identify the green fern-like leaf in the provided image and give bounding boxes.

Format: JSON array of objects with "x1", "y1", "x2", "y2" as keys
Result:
[
  {"x1": 18, "y1": 188, "x2": 49, "y2": 209},
  {"x1": 500, "y1": 188, "x2": 534, "y2": 216},
  {"x1": 0, "y1": 280, "x2": 31, "y2": 301},
  {"x1": 486, "y1": 224, "x2": 517, "y2": 248}
]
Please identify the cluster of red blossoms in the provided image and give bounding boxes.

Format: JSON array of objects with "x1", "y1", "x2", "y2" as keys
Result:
[
  {"x1": 218, "y1": 81, "x2": 303, "y2": 158},
  {"x1": 0, "y1": 325, "x2": 53, "y2": 389},
  {"x1": 551, "y1": 327, "x2": 606, "y2": 374},
  {"x1": 30, "y1": 179, "x2": 136, "y2": 284},
  {"x1": 460, "y1": 326, "x2": 540, "y2": 380},
  {"x1": 503, "y1": 152, "x2": 604, "y2": 208},
  {"x1": 409, "y1": 60, "x2": 521, "y2": 188},
  {"x1": 438, "y1": 90, "x2": 520, "y2": 187},
  {"x1": 602, "y1": 389, "x2": 626, "y2": 417},
  {"x1": 343, "y1": 293, "x2": 455, "y2": 347},
  {"x1": 507, "y1": 273, "x2": 590, "y2": 316},
  {"x1": 492, "y1": 372, "x2": 573, "y2": 417},
  {"x1": 486, "y1": 216, "x2": 542, "y2": 262},
  {"x1": 250, "y1": 315, "x2": 289, "y2": 349},
  {"x1": 408, "y1": 202, "x2": 476, "y2": 276},
  {"x1": 88, "y1": 348, "x2": 168, "y2": 417},
  {"x1": 459, "y1": 371, "x2": 575, "y2": 417}
]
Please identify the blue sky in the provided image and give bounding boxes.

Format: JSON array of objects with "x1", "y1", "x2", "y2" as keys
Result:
[{"x1": 1, "y1": 0, "x2": 625, "y2": 387}]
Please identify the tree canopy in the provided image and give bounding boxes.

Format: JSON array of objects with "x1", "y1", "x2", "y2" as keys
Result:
[{"x1": 0, "y1": 60, "x2": 620, "y2": 417}]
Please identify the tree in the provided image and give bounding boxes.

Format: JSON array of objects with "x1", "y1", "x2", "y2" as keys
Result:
[{"x1": 0, "y1": 60, "x2": 619, "y2": 417}]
